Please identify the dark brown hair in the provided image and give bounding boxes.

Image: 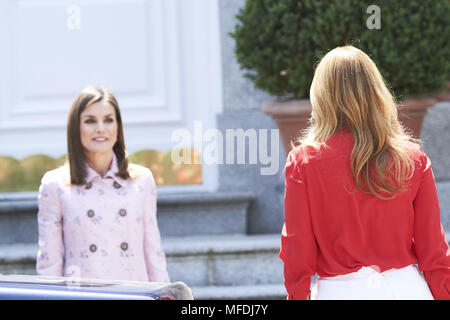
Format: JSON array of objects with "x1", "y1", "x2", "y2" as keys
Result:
[{"x1": 67, "y1": 87, "x2": 130, "y2": 185}]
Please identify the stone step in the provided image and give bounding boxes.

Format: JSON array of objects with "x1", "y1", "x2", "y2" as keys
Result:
[
  {"x1": 0, "y1": 243, "x2": 36, "y2": 275},
  {"x1": 157, "y1": 192, "x2": 253, "y2": 237},
  {"x1": 163, "y1": 234, "x2": 283, "y2": 287},
  {"x1": 0, "y1": 234, "x2": 284, "y2": 289},
  {"x1": 190, "y1": 284, "x2": 287, "y2": 300},
  {"x1": 0, "y1": 191, "x2": 254, "y2": 244}
]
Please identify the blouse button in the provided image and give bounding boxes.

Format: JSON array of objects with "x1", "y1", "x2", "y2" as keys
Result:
[
  {"x1": 87, "y1": 209, "x2": 95, "y2": 218},
  {"x1": 89, "y1": 244, "x2": 97, "y2": 253},
  {"x1": 120, "y1": 242, "x2": 128, "y2": 251},
  {"x1": 119, "y1": 209, "x2": 127, "y2": 217},
  {"x1": 85, "y1": 182, "x2": 93, "y2": 190},
  {"x1": 113, "y1": 181, "x2": 121, "y2": 189}
]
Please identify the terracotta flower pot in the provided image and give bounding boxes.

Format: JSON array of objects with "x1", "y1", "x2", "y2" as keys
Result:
[
  {"x1": 262, "y1": 99, "x2": 312, "y2": 154},
  {"x1": 397, "y1": 95, "x2": 437, "y2": 139},
  {"x1": 436, "y1": 81, "x2": 450, "y2": 102},
  {"x1": 263, "y1": 95, "x2": 437, "y2": 154}
]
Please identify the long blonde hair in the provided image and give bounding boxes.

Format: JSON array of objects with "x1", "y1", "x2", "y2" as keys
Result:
[{"x1": 296, "y1": 46, "x2": 421, "y2": 200}]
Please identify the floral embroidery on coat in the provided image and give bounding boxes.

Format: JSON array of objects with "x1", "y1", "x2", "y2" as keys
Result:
[{"x1": 36, "y1": 154, "x2": 170, "y2": 283}]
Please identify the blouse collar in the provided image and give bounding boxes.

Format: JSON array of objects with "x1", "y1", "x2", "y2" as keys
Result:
[{"x1": 84, "y1": 153, "x2": 126, "y2": 188}]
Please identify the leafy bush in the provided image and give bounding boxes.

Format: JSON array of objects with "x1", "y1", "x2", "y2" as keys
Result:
[{"x1": 231, "y1": 0, "x2": 450, "y2": 100}]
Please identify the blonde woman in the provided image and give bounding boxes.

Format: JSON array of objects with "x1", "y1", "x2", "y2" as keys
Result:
[{"x1": 280, "y1": 46, "x2": 449, "y2": 300}]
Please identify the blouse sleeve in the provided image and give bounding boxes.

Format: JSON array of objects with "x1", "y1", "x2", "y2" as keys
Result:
[
  {"x1": 413, "y1": 150, "x2": 450, "y2": 300},
  {"x1": 279, "y1": 150, "x2": 317, "y2": 300},
  {"x1": 142, "y1": 170, "x2": 170, "y2": 283},
  {"x1": 36, "y1": 172, "x2": 64, "y2": 276}
]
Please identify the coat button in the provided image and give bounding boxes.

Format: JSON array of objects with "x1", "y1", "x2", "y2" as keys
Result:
[
  {"x1": 85, "y1": 182, "x2": 93, "y2": 189},
  {"x1": 113, "y1": 181, "x2": 121, "y2": 189},
  {"x1": 119, "y1": 209, "x2": 127, "y2": 217},
  {"x1": 120, "y1": 242, "x2": 128, "y2": 251},
  {"x1": 87, "y1": 209, "x2": 95, "y2": 218},
  {"x1": 89, "y1": 244, "x2": 97, "y2": 252}
]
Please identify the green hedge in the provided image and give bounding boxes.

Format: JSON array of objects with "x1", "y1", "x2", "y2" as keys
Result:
[{"x1": 231, "y1": 0, "x2": 450, "y2": 100}]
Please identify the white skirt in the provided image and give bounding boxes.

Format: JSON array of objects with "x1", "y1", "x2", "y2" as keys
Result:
[{"x1": 311, "y1": 265, "x2": 434, "y2": 300}]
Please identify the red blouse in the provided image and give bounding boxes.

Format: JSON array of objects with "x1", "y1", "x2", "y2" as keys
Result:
[{"x1": 279, "y1": 127, "x2": 450, "y2": 300}]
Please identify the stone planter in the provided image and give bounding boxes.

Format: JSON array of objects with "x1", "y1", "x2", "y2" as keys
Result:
[
  {"x1": 262, "y1": 99, "x2": 312, "y2": 154},
  {"x1": 436, "y1": 81, "x2": 450, "y2": 102},
  {"x1": 263, "y1": 95, "x2": 437, "y2": 154},
  {"x1": 397, "y1": 95, "x2": 437, "y2": 139}
]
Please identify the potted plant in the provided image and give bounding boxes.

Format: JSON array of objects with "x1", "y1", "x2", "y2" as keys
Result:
[
  {"x1": 436, "y1": 81, "x2": 450, "y2": 102},
  {"x1": 231, "y1": 0, "x2": 450, "y2": 153}
]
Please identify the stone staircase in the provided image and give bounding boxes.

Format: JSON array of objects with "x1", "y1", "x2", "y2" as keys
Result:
[
  {"x1": 2, "y1": 185, "x2": 449, "y2": 300},
  {"x1": 0, "y1": 191, "x2": 287, "y2": 300}
]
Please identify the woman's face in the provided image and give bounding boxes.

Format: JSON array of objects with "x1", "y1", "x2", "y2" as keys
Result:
[{"x1": 79, "y1": 100, "x2": 118, "y2": 157}]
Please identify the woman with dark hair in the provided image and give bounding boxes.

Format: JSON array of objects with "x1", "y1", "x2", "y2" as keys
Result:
[
  {"x1": 36, "y1": 87, "x2": 170, "y2": 283},
  {"x1": 280, "y1": 46, "x2": 449, "y2": 300}
]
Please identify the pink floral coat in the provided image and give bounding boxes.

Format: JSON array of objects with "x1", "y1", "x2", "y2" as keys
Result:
[{"x1": 36, "y1": 155, "x2": 170, "y2": 283}]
